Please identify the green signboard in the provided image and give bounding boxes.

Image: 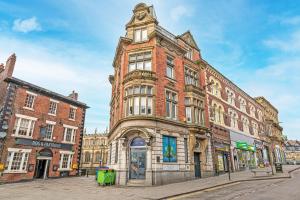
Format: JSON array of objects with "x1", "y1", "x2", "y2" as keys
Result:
[
  {"x1": 236, "y1": 141, "x2": 248, "y2": 150},
  {"x1": 247, "y1": 145, "x2": 256, "y2": 152},
  {"x1": 236, "y1": 141, "x2": 256, "y2": 152}
]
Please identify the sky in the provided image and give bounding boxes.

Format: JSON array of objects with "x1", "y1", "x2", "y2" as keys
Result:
[{"x1": 0, "y1": 0, "x2": 299, "y2": 139}]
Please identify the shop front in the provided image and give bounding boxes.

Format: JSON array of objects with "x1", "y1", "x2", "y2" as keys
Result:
[
  {"x1": 255, "y1": 140, "x2": 271, "y2": 167},
  {"x1": 230, "y1": 131, "x2": 258, "y2": 171},
  {"x1": 214, "y1": 143, "x2": 230, "y2": 174},
  {"x1": 235, "y1": 141, "x2": 256, "y2": 170}
]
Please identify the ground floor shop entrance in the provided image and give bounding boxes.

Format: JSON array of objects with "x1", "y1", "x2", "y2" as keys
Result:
[
  {"x1": 129, "y1": 137, "x2": 146, "y2": 180},
  {"x1": 194, "y1": 152, "x2": 201, "y2": 178},
  {"x1": 34, "y1": 148, "x2": 52, "y2": 179},
  {"x1": 35, "y1": 159, "x2": 50, "y2": 179}
]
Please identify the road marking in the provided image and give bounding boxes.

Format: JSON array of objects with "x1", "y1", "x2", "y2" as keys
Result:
[{"x1": 167, "y1": 182, "x2": 241, "y2": 200}]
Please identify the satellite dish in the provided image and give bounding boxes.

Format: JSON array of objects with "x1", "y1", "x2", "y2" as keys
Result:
[{"x1": 0, "y1": 132, "x2": 7, "y2": 138}]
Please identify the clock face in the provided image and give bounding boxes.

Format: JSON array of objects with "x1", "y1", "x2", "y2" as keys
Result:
[{"x1": 136, "y1": 11, "x2": 146, "y2": 20}]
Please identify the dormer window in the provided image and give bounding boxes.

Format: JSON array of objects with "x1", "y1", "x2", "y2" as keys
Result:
[
  {"x1": 185, "y1": 48, "x2": 193, "y2": 60},
  {"x1": 134, "y1": 28, "x2": 147, "y2": 42}
]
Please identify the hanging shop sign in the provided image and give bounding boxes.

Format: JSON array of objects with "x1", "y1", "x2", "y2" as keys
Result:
[
  {"x1": 15, "y1": 138, "x2": 73, "y2": 150},
  {"x1": 236, "y1": 141, "x2": 256, "y2": 152},
  {"x1": 247, "y1": 145, "x2": 256, "y2": 152},
  {"x1": 236, "y1": 141, "x2": 248, "y2": 150}
]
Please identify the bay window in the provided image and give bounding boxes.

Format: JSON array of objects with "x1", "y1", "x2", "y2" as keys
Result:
[
  {"x1": 128, "y1": 52, "x2": 152, "y2": 72},
  {"x1": 185, "y1": 97, "x2": 205, "y2": 125},
  {"x1": 185, "y1": 66, "x2": 198, "y2": 86},
  {"x1": 125, "y1": 85, "x2": 153, "y2": 116},
  {"x1": 185, "y1": 107, "x2": 192, "y2": 123}
]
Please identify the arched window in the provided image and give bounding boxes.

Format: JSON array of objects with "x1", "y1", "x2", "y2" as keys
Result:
[
  {"x1": 84, "y1": 152, "x2": 91, "y2": 162},
  {"x1": 130, "y1": 137, "x2": 146, "y2": 147}
]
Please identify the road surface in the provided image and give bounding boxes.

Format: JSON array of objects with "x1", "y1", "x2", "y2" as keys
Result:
[{"x1": 172, "y1": 170, "x2": 300, "y2": 200}]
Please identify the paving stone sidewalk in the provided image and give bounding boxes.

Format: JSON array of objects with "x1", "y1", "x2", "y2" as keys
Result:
[{"x1": 0, "y1": 165, "x2": 299, "y2": 200}]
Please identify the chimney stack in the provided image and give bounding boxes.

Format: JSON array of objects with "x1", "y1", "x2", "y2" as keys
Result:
[
  {"x1": 68, "y1": 90, "x2": 78, "y2": 100},
  {"x1": 5, "y1": 53, "x2": 16, "y2": 78},
  {"x1": 0, "y1": 63, "x2": 4, "y2": 73}
]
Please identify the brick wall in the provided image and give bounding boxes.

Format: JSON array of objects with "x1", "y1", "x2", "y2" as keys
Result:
[{"x1": 1, "y1": 86, "x2": 85, "y2": 182}]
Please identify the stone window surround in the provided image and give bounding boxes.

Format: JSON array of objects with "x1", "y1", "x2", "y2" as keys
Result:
[
  {"x1": 124, "y1": 84, "x2": 154, "y2": 116},
  {"x1": 165, "y1": 89, "x2": 178, "y2": 120}
]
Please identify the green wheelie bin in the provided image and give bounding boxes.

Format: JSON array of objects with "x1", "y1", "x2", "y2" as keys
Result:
[{"x1": 97, "y1": 169, "x2": 116, "y2": 186}]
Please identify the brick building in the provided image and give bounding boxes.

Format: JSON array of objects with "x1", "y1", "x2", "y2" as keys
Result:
[
  {"x1": 0, "y1": 54, "x2": 88, "y2": 183},
  {"x1": 284, "y1": 140, "x2": 300, "y2": 165},
  {"x1": 107, "y1": 3, "x2": 213, "y2": 186},
  {"x1": 80, "y1": 130, "x2": 108, "y2": 173},
  {"x1": 202, "y1": 62, "x2": 270, "y2": 172},
  {"x1": 255, "y1": 96, "x2": 285, "y2": 164}
]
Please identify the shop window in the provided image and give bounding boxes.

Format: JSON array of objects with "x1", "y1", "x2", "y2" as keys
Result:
[
  {"x1": 59, "y1": 152, "x2": 73, "y2": 170},
  {"x1": 5, "y1": 148, "x2": 31, "y2": 172},
  {"x1": 163, "y1": 135, "x2": 177, "y2": 162}
]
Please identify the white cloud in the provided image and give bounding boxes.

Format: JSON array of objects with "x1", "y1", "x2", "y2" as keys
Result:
[
  {"x1": 0, "y1": 35, "x2": 112, "y2": 133},
  {"x1": 281, "y1": 16, "x2": 300, "y2": 25},
  {"x1": 263, "y1": 29, "x2": 300, "y2": 53},
  {"x1": 12, "y1": 17, "x2": 41, "y2": 33},
  {"x1": 170, "y1": 5, "x2": 191, "y2": 21}
]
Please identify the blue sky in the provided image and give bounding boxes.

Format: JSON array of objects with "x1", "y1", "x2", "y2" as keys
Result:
[{"x1": 0, "y1": 0, "x2": 299, "y2": 139}]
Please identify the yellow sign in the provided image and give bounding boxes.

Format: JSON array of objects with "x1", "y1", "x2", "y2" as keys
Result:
[
  {"x1": 218, "y1": 154, "x2": 224, "y2": 171},
  {"x1": 72, "y1": 163, "x2": 78, "y2": 169},
  {"x1": 0, "y1": 163, "x2": 4, "y2": 171}
]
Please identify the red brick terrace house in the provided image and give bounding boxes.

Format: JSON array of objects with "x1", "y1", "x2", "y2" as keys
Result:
[{"x1": 0, "y1": 54, "x2": 88, "y2": 183}]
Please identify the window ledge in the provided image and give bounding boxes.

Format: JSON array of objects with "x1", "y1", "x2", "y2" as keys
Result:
[
  {"x1": 48, "y1": 113, "x2": 57, "y2": 116},
  {"x1": 58, "y1": 168, "x2": 72, "y2": 171},
  {"x1": 68, "y1": 118, "x2": 75, "y2": 121},
  {"x1": 11, "y1": 135, "x2": 33, "y2": 139},
  {"x1": 62, "y1": 141, "x2": 75, "y2": 145},
  {"x1": 23, "y1": 107, "x2": 34, "y2": 111},
  {"x1": 165, "y1": 76, "x2": 176, "y2": 82},
  {"x1": 132, "y1": 40, "x2": 149, "y2": 44},
  {"x1": 43, "y1": 139, "x2": 53, "y2": 142},
  {"x1": 4, "y1": 170, "x2": 27, "y2": 174}
]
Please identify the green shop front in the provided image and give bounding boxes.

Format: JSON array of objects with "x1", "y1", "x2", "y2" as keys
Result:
[{"x1": 230, "y1": 131, "x2": 258, "y2": 171}]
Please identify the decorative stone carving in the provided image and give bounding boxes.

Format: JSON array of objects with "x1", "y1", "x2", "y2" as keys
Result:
[{"x1": 123, "y1": 70, "x2": 157, "y2": 84}]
